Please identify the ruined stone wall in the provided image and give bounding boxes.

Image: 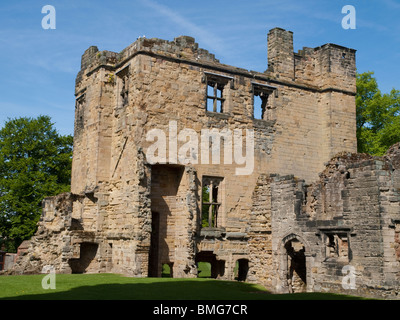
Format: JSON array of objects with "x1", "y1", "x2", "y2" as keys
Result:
[
  {"x1": 309, "y1": 151, "x2": 400, "y2": 298},
  {"x1": 267, "y1": 29, "x2": 357, "y2": 177},
  {"x1": 249, "y1": 145, "x2": 400, "y2": 299},
  {"x1": 10, "y1": 28, "x2": 359, "y2": 285},
  {"x1": 248, "y1": 174, "x2": 273, "y2": 288},
  {"x1": 101, "y1": 148, "x2": 151, "y2": 276},
  {"x1": 73, "y1": 27, "x2": 357, "y2": 192},
  {"x1": 10, "y1": 193, "x2": 82, "y2": 274}
]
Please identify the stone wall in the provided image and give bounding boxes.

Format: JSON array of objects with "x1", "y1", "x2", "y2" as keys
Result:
[
  {"x1": 67, "y1": 28, "x2": 357, "y2": 281},
  {"x1": 248, "y1": 174, "x2": 273, "y2": 287},
  {"x1": 9, "y1": 193, "x2": 78, "y2": 274},
  {"x1": 149, "y1": 165, "x2": 198, "y2": 278},
  {"x1": 7, "y1": 27, "x2": 376, "y2": 299},
  {"x1": 249, "y1": 144, "x2": 400, "y2": 299}
]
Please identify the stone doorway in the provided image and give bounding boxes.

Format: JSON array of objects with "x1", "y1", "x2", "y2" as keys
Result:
[
  {"x1": 149, "y1": 164, "x2": 184, "y2": 277},
  {"x1": 284, "y1": 239, "x2": 307, "y2": 293},
  {"x1": 235, "y1": 259, "x2": 249, "y2": 281},
  {"x1": 148, "y1": 211, "x2": 160, "y2": 277},
  {"x1": 68, "y1": 242, "x2": 98, "y2": 273},
  {"x1": 195, "y1": 251, "x2": 225, "y2": 278}
]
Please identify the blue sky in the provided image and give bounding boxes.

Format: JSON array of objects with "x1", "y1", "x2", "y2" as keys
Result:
[{"x1": 0, "y1": 0, "x2": 399, "y2": 136}]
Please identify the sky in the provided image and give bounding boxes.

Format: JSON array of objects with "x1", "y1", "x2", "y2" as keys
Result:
[{"x1": 0, "y1": 0, "x2": 399, "y2": 136}]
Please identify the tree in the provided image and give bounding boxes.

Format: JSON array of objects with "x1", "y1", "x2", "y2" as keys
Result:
[
  {"x1": 356, "y1": 72, "x2": 400, "y2": 155},
  {"x1": 0, "y1": 115, "x2": 73, "y2": 251}
]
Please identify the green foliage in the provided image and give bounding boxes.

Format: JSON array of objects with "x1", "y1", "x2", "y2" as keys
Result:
[
  {"x1": 161, "y1": 264, "x2": 171, "y2": 278},
  {"x1": 356, "y1": 72, "x2": 400, "y2": 155},
  {"x1": 201, "y1": 186, "x2": 210, "y2": 228},
  {"x1": 197, "y1": 262, "x2": 211, "y2": 278},
  {"x1": 0, "y1": 115, "x2": 73, "y2": 251}
]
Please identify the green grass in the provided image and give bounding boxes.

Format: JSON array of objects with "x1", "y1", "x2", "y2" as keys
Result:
[
  {"x1": 0, "y1": 273, "x2": 366, "y2": 300},
  {"x1": 197, "y1": 262, "x2": 211, "y2": 278},
  {"x1": 161, "y1": 262, "x2": 212, "y2": 278}
]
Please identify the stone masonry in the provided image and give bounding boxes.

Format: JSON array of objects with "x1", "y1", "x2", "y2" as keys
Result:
[
  {"x1": 9, "y1": 28, "x2": 400, "y2": 299},
  {"x1": 248, "y1": 144, "x2": 400, "y2": 298}
]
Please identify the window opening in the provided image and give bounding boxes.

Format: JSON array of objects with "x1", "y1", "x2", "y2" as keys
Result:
[
  {"x1": 324, "y1": 232, "x2": 349, "y2": 260},
  {"x1": 116, "y1": 66, "x2": 129, "y2": 107},
  {"x1": 202, "y1": 177, "x2": 223, "y2": 228},
  {"x1": 253, "y1": 86, "x2": 272, "y2": 120},
  {"x1": 206, "y1": 80, "x2": 225, "y2": 113}
]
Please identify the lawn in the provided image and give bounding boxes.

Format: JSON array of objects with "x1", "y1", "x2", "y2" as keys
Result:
[{"x1": 0, "y1": 273, "x2": 367, "y2": 300}]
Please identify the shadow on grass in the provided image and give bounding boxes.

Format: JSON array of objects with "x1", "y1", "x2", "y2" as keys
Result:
[{"x1": 0, "y1": 277, "x2": 366, "y2": 300}]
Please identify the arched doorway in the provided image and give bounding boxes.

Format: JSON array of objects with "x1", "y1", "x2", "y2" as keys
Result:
[
  {"x1": 280, "y1": 234, "x2": 308, "y2": 293},
  {"x1": 285, "y1": 239, "x2": 306, "y2": 293}
]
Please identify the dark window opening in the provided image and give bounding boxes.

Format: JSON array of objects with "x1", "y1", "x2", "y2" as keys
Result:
[
  {"x1": 148, "y1": 211, "x2": 160, "y2": 277},
  {"x1": 235, "y1": 259, "x2": 249, "y2": 281},
  {"x1": 0, "y1": 252, "x2": 5, "y2": 271},
  {"x1": 325, "y1": 233, "x2": 349, "y2": 260},
  {"x1": 74, "y1": 94, "x2": 85, "y2": 134},
  {"x1": 117, "y1": 66, "x2": 129, "y2": 107},
  {"x1": 68, "y1": 242, "x2": 98, "y2": 274},
  {"x1": 120, "y1": 74, "x2": 129, "y2": 106}
]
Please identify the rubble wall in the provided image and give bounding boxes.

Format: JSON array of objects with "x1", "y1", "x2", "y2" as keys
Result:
[{"x1": 249, "y1": 144, "x2": 400, "y2": 299}]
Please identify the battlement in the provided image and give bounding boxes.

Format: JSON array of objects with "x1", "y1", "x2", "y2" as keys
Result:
[
  {"x1": 76, "y1": 35, "x2": 221, "y2": 88},
  {"x1": 72, "y1": 27, "x2": 357, "y2": 192},
  {"x1": 118, "y1": 35, "x2": 219, "y2": 64},
  {"x1": 77, "y1": 28, "x2": 356, "y2": 95}
]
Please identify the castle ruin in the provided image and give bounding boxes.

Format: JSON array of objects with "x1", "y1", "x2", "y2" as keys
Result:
[{"x1": 10, "y1": 28, "x2": 400, "y2": 299}]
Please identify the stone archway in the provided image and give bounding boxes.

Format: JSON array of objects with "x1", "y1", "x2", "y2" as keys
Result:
[
  {"x1": 285, "y1": 239, "x2": 306, "y2": 293},
  {"x1": 279, "y1": 233, "x2": 310, "y2": 293}
]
